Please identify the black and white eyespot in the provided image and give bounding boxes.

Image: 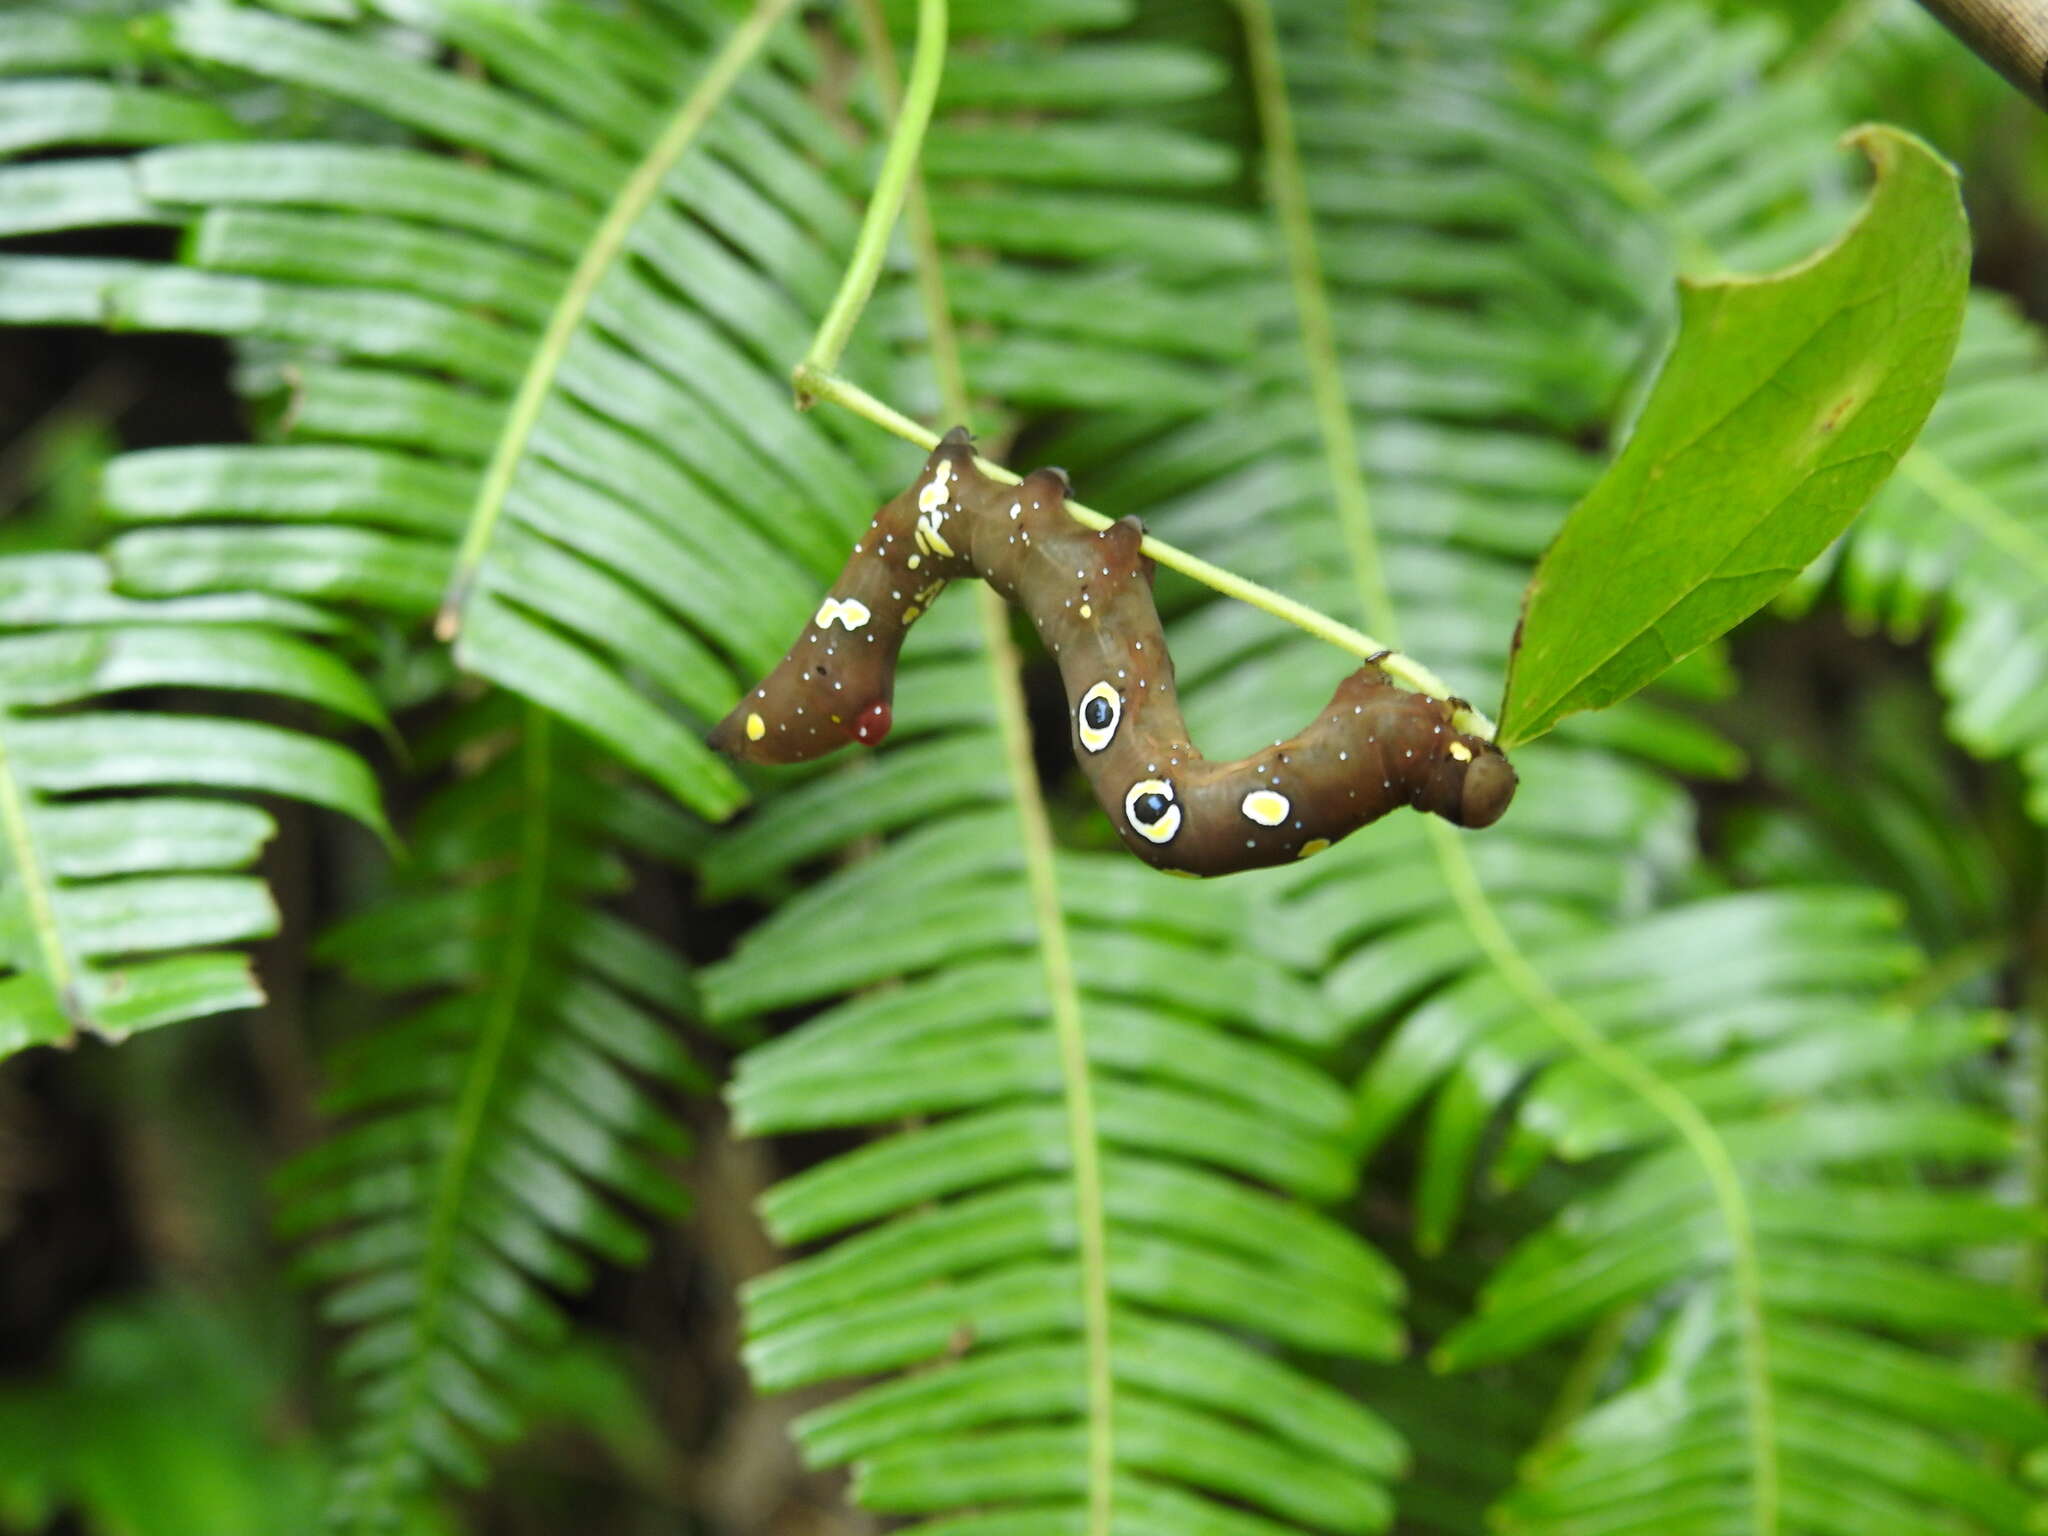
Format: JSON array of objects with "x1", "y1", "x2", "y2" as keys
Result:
[
  {"x1": 1078, "y1": 682, "x2": 1122, "y2": 754},
  {"x1": 1123, "y1": 777, "x2": 1181, "y2": 844}
]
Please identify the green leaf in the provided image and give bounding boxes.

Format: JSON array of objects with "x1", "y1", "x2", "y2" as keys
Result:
[{"x1": 1498, "y1": 126, "x2": 1969, "y2": 746}]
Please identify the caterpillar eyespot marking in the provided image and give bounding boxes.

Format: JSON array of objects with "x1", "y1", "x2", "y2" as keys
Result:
[
  {"x1": 1124, "y1": 778, "x2": 1182, "y2": 845},
  {"x1": 1078, "y1": 682, "x2": 1122, "y2": 753},
  {"x1": 708, "y1": 429, "x2": 1516, "y2": 874}
]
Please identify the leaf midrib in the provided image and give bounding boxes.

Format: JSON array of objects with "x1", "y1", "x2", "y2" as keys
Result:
[
  {"x1": 977, "y1": 587, "x2": 1116, "y2": 1532},
  {"x1": 436, "y1": 0, "x2": 804, "y2": 639},
  {"x1": 0, "y1": 705, "x2": 81, "y2": 1040},
  {"x1": 1897, "y1": 444, "x2": 2048, "y2": 587},
  {"x1": 362, "y1": 708, "x2": 555, "y2": 1511},
  {"x1": 873, "y1": 0, "x2": 1115, "y2": 1518},
  {"x1": 1238, "y1": 6, "x2": 1780, "y2": 1533}
]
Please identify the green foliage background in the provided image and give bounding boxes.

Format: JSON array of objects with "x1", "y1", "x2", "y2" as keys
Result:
[{"x1": 1, "y1": 1, "x2": 2046, "y2": 1533}]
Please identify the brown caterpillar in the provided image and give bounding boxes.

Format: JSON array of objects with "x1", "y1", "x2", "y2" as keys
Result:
[{"x1": 709, "y1": 430, "x2": 1515, "y2": 877}]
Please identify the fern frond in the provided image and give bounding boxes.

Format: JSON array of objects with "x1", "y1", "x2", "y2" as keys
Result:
[
  {"x1": 274, "y1": 702, "x2": 706, "y2": 1526},
  {"x1": 0, "y1": 552, "x2": 386, "y2": 1060},
  {"x1": 1827, "y1": 295, "x2": 2048, "y2": 820},
  {"x1": 1724, "y1": 679, "x2": 2029, "y2": 965},
  {"x1": 1097, "y1": 3, "x2": 2045, "y2": 1532},
  {"x1": 687, "y1": 7, "x2": 1417, "y2": 1531},
  {"x1": 914, "y1": 22, "x2": 1265, "y2": 424},
  {"x1": 0, "y1": 0, "x2": 895, "y2": 820},
  {"x1": 710, "y1": 826, "x2": 1408, "y2": 1534}
]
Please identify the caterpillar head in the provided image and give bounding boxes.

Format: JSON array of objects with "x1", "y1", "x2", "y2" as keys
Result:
[{"x1": 1453, "y1": 744, "x2": 1516, "y2": 828}]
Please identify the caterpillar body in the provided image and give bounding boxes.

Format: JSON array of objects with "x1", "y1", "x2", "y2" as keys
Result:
[{"x1": 709, "y1": 429, "x2": 1515, "y2": 877}]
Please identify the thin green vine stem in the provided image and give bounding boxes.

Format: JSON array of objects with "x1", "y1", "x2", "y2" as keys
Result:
[
  {"x1": 789, "y1": 364, "x2": 1497, "y2": 739},
  {"x1": 1235, "y1": 0, "x2": 1779, "y2": 1530},
  {"x1": 801, "y1": 0, "x2": 948, "y2": 388},
  {"x1": 840, "y1": 6, "x2": 1113, "y2": 1527},
  {"x1": 848, "y1": 0, "x2": 968, "y2": 416},
  {"x1": 435, "y1": 0, "x2": 802, "y2": 640}
]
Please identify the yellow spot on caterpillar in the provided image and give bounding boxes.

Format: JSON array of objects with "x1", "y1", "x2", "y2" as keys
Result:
[
  {"x1": 917, "y1": 513, "x2": 955, "y2": 556},
  {"x1": 908, "y1": 553, "x2": 922, "y2": 569},
  {"x1": 745, "y1": 713, "x2": 766, "y2": 742},
  {"x1": 1448, "y1": 740, "x2": 1473, "y2": 762},
  {"x1": 1241, "y1": 789, "x2": 1290, "y2": 826},
  {"x1": 1079, "y1": 603, "x2": 1092, "y2": 619},
  {"x1": 917, "y1": 461, "x2": 953, "y2": 512},
  {"x1": 831, "y1": 714, "x2": 841, "y2": 723},
  {"x1": 1161, "y1": 867, "x2": 1201, "y2": 880},
  {"x1": 814, "y1": 596, "x2": 871, "y2": 631},
  {"x1": 1297, "y1": 838, "x2": 1330, "y2": 859},
  {"x1": 903, "y1": 605, "x2": 921, "y2": 623}
]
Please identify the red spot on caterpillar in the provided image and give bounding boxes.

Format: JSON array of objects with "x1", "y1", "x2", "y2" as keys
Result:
[{"x1": 854, "y1": 700, "x2": 892, "y2": 745}]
